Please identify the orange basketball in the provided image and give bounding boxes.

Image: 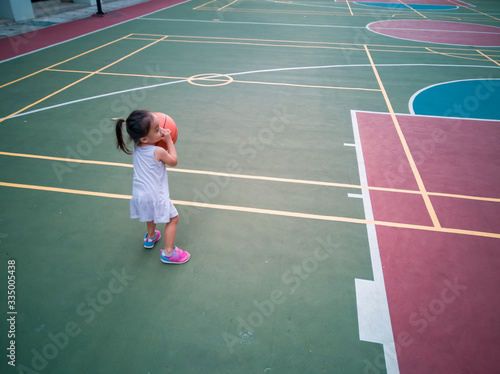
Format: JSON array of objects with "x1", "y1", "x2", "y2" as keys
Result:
[{"x1": 154, "y1": 112, "x2": 178, "y2": 149}]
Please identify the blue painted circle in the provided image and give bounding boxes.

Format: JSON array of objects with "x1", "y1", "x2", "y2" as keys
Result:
[
  {"x1": 411, "y1": 79, "x2": 500, "y2": 120},
  {"x1": 355, "y1": 2, "x2": 457, "y2": 10}
]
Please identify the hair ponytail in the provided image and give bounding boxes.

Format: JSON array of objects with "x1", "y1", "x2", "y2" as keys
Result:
[
  {"x1": 113, "y1": 110, "x2": 154, "y2": 155},
  {"x1": 115, "y1": 118, "x2": 132, "y2": 155}
]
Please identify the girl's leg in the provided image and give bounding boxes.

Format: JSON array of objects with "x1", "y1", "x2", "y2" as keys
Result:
[
  {"x1": 164, "y1": 215, "x2": 179, "y2": 256},
  {"x1": 146, "y1": 221, "x2": 157, "y2": 239}
]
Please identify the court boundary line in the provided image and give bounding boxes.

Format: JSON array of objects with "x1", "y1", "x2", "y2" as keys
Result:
[
  {"x1": 126, "y1": 33, "x2": 500, "y2": 54},
  {"x1": 0, "y1": 34, "x2": 134, "y2": 89},
  {"x1": 364, "y1": 45, "x2": 441, "y2": 228},
  {"x1": 0, "y1": 36, "x2": 170, "y2": 124},
  {"x1": 125, "y1": 34, "x2": 500, "y2": 60},
  {"x1": 44, "y1": 67, "x2": 381, "y2": 92},
  {"x1": 140, "y1": 17, "x2": 367, "y2": 28},
  {"x1": 193, "y1": 7, "x2": 354, "y2": 16},
  {"x1": 1, "y1": 150, "x2": 499, "y2": 204},
  {"x1": 3, "y1": 60, "x2": 498, "y2": 122},
  {"x1": 2, "y1": 31, "x2": 498, "y2": 91},
  {"x1": 1, "y1": 181, "x2": 499, "y2": 239},
  {"x1": 0, "y1": 0, "x2": 191, "y2": 63},
  {"x1": 351, "y1": 108, "x2": 399, "y2": 374}
]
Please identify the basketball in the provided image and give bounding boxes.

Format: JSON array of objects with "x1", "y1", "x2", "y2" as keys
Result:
[{"x1": 154, "y1": 112, "x2": 178, "y2": 149}]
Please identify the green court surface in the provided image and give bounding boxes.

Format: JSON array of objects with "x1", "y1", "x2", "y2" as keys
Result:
[{"x1": 1, "y1": 0, "x2": 500, "y2": 373}]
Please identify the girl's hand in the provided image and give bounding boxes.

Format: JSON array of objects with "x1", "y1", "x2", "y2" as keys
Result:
[{"x1": 160, "y1": 128, "x2": 172, "y2": 142}]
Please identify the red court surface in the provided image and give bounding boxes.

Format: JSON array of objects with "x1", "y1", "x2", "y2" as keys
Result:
[
  {"x1": 0, "y1": 0, "x2": 186, "y2": 61},
  {"x1": 356, "y1": 111, "x2": 500, "y2": 373},
  {"x1": 368, "y1": 20, "x2": 500, "y2": 47},
  {"x1": 377, "y1": 227, "x2": 500, "y2": 374}
]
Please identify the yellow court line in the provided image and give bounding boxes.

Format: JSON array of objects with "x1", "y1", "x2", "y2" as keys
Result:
[
  {"x1": 476, "y1": 50, "x2": 500, "y2": 67},
  {"x1": 425, "y1": 47, "x2": 496, "y2": 62},
  {"x1": 157, "y1": 38, "x2": 365, "y2": 52},
  {"x1": 234, "y1": 79, "x2": 380, "y2": 91},
  {"x1": 0, "y1": 181, "x2": 131, "y2": 200},
  {"x1": 127, "y1": 36, "x2": 366, "y2": 52},
  {"x1": 196, "y1": 7, "x2": 352, "y2": 15},
  {"x1": 128, "y1": 35, "x2": 499, "y2": 60},
  {"x1": 195, "y1": 7, "x2": 380, "y2": 16},
  {"x1": 0, "y1": 151, "x2": 134, "y2": 168},
  {"x1": 397, "y1": 0, "x2": 426, "y2": 18},
  {"x1": 131, "y1": 33, "x2": 363, "y2": 46},
  {"x1": 2, "y1": 151, "x2": 500, "y2": 204},
  {"x1": 195, "y1": 5, "x2": 494, "y2": 21},
  {"x1": 129, "y1": 33, "x2": 500, "y2": 54},
  {"x1": 429, "y1": 192, "x2": 500, "y2": 204},
  {"x1": 0, "y1": 36, "x2": 168, "y2": 125},
  {"x1": 193, "y1": 0, "x2": 217, "y2": 10},
  {"x1": 130, "y1": 35, "x2": 498, "y2": 59},
  {"x1": 364, "y1": 45, "x2": 441, "y2": 228},
  {"x1": 456, "y1": 1, "x2": 500, "y2": 22},
  {"x1": 1, "y1": 181, "x2": 499, "y2": 239},
  {"x1": 0, "y1": 34, "x2": 133, "y2": 89},
  {"x1": 346, "y1": 0, "x2": 353, "y2": 16},
  {"x1": 46, "y1": 68, "x2": 187, "y2": 81},
  {"x1": 218, "y1": 0, "x2": 239, "y2": 11}
]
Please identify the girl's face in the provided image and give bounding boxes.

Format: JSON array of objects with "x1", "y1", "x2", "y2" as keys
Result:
[{"x1": 140, "y1": 113, "x2": 161, "y2": 145}]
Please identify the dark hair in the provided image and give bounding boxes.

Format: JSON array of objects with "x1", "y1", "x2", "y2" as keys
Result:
[{"x1": 115, "y1": 110, "x2": 154, "y2": 155}]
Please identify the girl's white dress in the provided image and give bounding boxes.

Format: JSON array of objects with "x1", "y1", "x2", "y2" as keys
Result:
[{"x1": 130, "y1": 145, "x2": 178, "y2": 223}]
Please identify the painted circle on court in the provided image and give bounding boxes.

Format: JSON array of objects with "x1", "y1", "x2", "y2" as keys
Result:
[
  {"x1": 410, "y1": 79, "x2": 500, "y2": 120},
  {"x1": 367, "y1": 20, "x2": 500, "y2": 47},
  {"x1": 187, "y1": 73, "x2": 233, "y2": 87}
]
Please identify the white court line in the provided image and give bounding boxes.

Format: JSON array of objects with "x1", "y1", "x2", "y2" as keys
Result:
[
  {"x1": 366, "y1": 20, "x2": 500, "y2": 47},
  {"x1": 140, "y1": 18, "x2": 366, "y2": 28},
  {"x1": 344, "y1": 108, "x2": 500, "y2": 123},
  {"x1": 0, "y1": 0, "x2": 192, "y2": 64},
  {"x1": 2, "y1": 63, "x2": 498, "y2": 121},
  {"x1": 265, "y1": 0, "x2": 350, "y2": 10},
  {"x1": 348, "y1": 193, "x2": 363, "y2": 198},
  {"x1": 370, "y1": 27, "x2": 500, "y2": 35},
  {"x1": 344, "y1": 143, "x2": 356, "y2": 147},
  {"x1": 1, "y1": 64, "x2": 375, "y2": 121},
  {"x1": 351, "y1": 109, "x2": 399, "y2": 374},
  {"x1": 408, "y1": 78, "x2": 500, "y2": 115}
]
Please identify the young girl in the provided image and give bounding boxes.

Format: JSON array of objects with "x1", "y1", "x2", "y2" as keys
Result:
[{"x1": 115, "y1": 110, "x2": 190, "y2": 264}]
